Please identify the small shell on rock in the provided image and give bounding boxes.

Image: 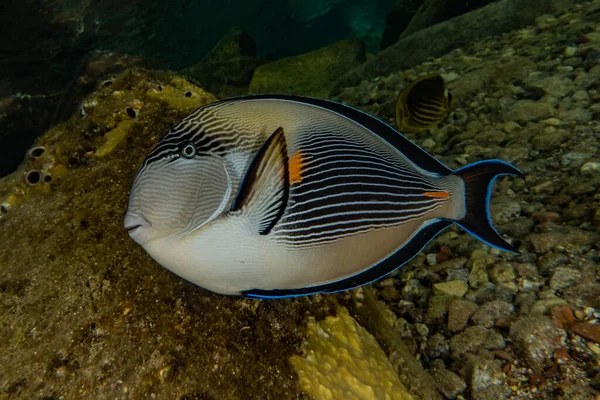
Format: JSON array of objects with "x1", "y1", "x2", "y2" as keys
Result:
[
  {"x1": 0, "y1": 203, "x2": 8, "y2": 213},
  {"x1": 28, "y1": 146, "x2": 46, "y2": 159},
  {"x1": 580, "y1": 162, "x2": 600, "y2": 175},
  {"x1": 24, "y1": 170, "x2": 42, "y2": 186}
]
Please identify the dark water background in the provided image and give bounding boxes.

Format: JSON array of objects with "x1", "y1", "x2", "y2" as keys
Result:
[{"x1": 0, "y1": 0, "x2": 495, "y2": 178}]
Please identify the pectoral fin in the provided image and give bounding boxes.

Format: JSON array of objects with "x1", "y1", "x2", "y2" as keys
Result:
[{"x1": 231, "y1": 127, "x2": 289, "y2": 235}]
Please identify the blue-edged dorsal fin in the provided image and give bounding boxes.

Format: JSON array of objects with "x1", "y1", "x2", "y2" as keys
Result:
[
  {"x1": 222, "y1": 94, "x2": 454, "y2": 176},
  {"x1": 231, "y1": 127, "x2": 289, "y2": 235}
]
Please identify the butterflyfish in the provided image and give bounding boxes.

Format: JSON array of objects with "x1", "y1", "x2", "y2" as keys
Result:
[
  {"x1": 395, "y1": 74, "x2": 452, "y2": 133},
  {"x1": 124, "y1": 94, "x2": 522, "y2": 298}
]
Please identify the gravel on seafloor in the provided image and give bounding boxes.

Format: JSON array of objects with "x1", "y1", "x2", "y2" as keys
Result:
[{"x1": 335, "y1": 1, "x2": 600, "y2": 399}]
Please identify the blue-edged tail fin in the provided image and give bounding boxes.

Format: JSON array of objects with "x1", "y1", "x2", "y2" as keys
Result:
[{"x1": 454, "y1": 160, "x2": 524, "y2": 253}]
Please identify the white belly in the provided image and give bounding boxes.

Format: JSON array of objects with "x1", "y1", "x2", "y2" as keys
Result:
[{"x1": 140, "y1": 211, "x2": 436, "y2": 296}]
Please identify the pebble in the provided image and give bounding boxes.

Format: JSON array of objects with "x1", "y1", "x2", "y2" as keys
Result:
[
  {"x1": 564, "y1": 47, "x2": 577, "y2": 57},
  {"x1": 426, "y1": 295, "x2": 452, "y2": 324},
  {"x1": 572, "y1": 89, "x2": 590, "y2": 103},
  {"x1": 584, "y1": 48, "x2": 600, "y2": 70},
  {"x1": 505, "y1": 100, "x2": 556, "y2": 122},
  {"x1": 431, "y1": 359, "x2": 467, "y2": 398},
  {"x1": 509, "y1": 316, "x2": 567, "y2": 371},
  {"x1": 426, "y1": 253, "x2": 438, "y2": 266},
  {"x1": 471, "y1": 300, "x2": 514, "y2": 328},
  {"x1": 580, "y1": 161, "x2": 600, "y2": 175},
  {"x1": 470, "y1": 358, "x2": 504, "y2": 392},
  {"x1": 587, "y1": 342, "x2": 600, "y2": 355},
  {"x1": 525, "y1": 76, "x2": 574, "y2": 98},
  {"x1": 433, "y1": 280, "x2": 468, "y2": 297},
  {"x1": 415, "y1": 323, "x2": 429, "y2": 337},
  {"x1": 540, "y1": 117, "x2": 561, "y2": 126},
  {"x1": 560, "y1": 105, "x2": 593, "y2": 123},
  {"x1": 530, "y1": 297, "x2": 568, "y2": 315},
  {"x1": 491, "y1": 200, "x2": 521, "y2": 225},
  {"x1": 448, "y1": 299, "x2": 479, "y2": 333},
  {"x1": 549, "y1": 267, "x2": 582, "y2": 290},
  {"x1": 502, "y1": 121, "x2": 521, "y2": 133},
  {"x1": 450, "y1": 326, "x2": 506, "y2": 357},
  {"x1": 469, "y1": 260, "x2": 489, "y2": 289},
  {"x1": 425, "y1": 333, "x2": 449, "y2": 359},
  {"x1": 441, "y1": 72, "x2": 460, "y2": 82},
  {"x1": 472, "y1": 384, "x2": 512, "y2": 400},
  {"x1": 538, "y1": 252, "x2": 569, "y2": 276},
  {"x1": 421, "y1": 138, "x2": 436, "y2": 150},
  {"x1": 490, "y1": 263, "x2": 516, "y2": 286}
]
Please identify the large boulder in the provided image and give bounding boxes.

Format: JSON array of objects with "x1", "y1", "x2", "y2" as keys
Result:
[
  {"x1": 249, "y1": 39, "x2": 366, "y2": 98},
  {"x1": 399, "y1": 0, "x2": 494, "y2": 39},
  {"x1": 334, "y1": 0, "x2": 581, "y2": 92},
  {"x1": 380, "y1": 0, "x2": 423, "y2": 50}
]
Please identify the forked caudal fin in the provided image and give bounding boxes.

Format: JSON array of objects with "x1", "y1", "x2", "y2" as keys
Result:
[{"x1": 453, "y1": 160, "x2": 524, "y2": 253}]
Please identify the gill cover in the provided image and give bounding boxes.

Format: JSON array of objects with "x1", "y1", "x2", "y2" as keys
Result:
[{"x1": 127, "y1": 155, "x2": 232, "y2": 242}]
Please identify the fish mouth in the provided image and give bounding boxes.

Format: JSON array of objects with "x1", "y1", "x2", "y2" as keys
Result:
[
  {"x1": 126, "y1": 224, "x2": 142, "y2": 232},
  {"x1": 124, "y1": 212, "x2": 151, "y2": 234}
]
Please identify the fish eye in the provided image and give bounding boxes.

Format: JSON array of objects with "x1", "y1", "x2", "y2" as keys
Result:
[{"x1": 180, "y1": 142, "x2": 197, "y2": 159}]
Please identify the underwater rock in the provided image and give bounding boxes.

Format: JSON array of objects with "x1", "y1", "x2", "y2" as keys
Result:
[
  {"x1": 549, "y1": 267, "x2": 582, "y2": 290},
  {"x1": 400, "y1": 0, "x2": 492, "y2": 39},
  {"x1": 290, "y1": 307, "x2": 414, "y2": 400},
  {"x1": 469, "y1": 357, "x2": 504, "y2": 393},
  {"x1": 509, "y1": 316, "x2": 567, "y2": 372},
  {"x1": 505, "y1": 100, "x2": 557, "y2": 122},
  {"x1": 182, "y1": 28, "x2": 262, "y2": 98},
  {"x1": 249, "y1": 39, "x2": 366, "y2": 98},
  {"x1": 333, "y1": 0, "x2": 580, "y2": 91},
  {"x1": 471, "y1": 300, "x2": 514, "y2": 328},
  {"x1": 450, "y1": 326, "x2": 506, "y2": 357},
  {"x1": 380, "y1": 0, "x2": 423, "y2": 50},
  {"x1": 524, "y1": 75, "x2": 574, "y2": 98},
  {"x1": 145, "y1": 77, "x2": 217, "y2": 111},
  {"x1": 447, "y1": 299, "x2": 479, "y2": 333},
  {"x1": 433, "y1": 280, "x2": 468, "y2": 297},
  {"x1": 430, "y1": 359, "x2": 467, "y2": 398}
]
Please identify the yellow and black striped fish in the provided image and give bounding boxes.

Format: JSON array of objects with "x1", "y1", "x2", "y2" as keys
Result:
[
  {"x1": 395, "y1": 74, "x2": 452, "y2": 133},
  {"x1": 124, "y1": 95, "x2": 522, "y2": 298}
]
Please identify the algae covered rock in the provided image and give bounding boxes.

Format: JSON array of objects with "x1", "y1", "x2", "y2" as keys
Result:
[
  {"x1": 249, "y1": 39, "x2": 366, "y2": 98},
  {"x1": 290, "y1": 307, "x2": 413, "y2": 400}
]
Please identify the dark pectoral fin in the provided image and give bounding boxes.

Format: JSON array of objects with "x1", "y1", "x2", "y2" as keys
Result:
[{"x1": 231, "y1": 127, "x2": 289, "y2": 235}]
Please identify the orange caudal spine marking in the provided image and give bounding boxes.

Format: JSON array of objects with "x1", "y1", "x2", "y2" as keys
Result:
[
  {"x1": 289, "y1": 151, "x2": 305, "y2": 184},
  {"x1": 423, "y1": 191, "x2": 450, "y2": 199}
]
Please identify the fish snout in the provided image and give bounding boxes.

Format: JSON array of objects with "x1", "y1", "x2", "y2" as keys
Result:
[{"x1": 124, "y1": 212, "x2": 152, "y2": 236}]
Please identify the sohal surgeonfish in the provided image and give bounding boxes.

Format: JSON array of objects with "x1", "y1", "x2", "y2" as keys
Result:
[
  {"x1": 124, "y1": 95, "x2": 522, "y2": 299},
  {"x1": 395, "y1": 74, "x2": 452, "y2": 134}
]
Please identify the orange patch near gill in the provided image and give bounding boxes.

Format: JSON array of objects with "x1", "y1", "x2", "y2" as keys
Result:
[
  {"x1": 423, "y1": 191, "x2": 450, "y2": 199},
  {"x1": 289, "y1": 151, "x2": 305, "y2": 184}
]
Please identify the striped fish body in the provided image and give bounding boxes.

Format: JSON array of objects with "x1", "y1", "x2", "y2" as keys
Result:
[{"x1": 125, "y1": 95, "x2": 522, "y2": 298}]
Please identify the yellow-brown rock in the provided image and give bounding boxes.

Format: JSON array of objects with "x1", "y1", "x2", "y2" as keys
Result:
[
  {"x1": 290, "y1": 307, "x2": 414, "y2": 400},
  {"x1": 94, "y1": 119, "x2": 136, "y2": 157}
]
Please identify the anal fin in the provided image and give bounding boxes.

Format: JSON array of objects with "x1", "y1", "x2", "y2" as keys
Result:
[{"x1": 231, "y1": 127, "x2": 289, "y2": 235}]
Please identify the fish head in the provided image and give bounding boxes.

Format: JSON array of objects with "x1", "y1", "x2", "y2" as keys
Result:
[{"x1": 125, "y1": 140, "x2": 233, "y2": 246}]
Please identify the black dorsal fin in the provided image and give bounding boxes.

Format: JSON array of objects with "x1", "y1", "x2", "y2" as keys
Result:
[{"x1": 231, "y1": 127, "x2": 289, "y2": 235}]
